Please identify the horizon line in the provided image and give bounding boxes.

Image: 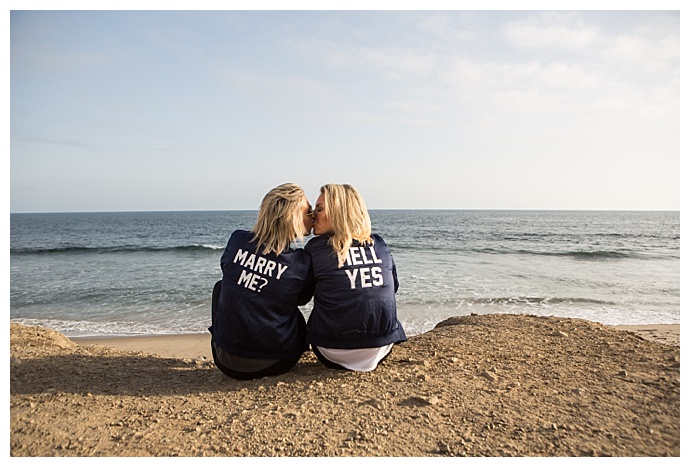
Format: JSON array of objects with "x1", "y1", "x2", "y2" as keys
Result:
[{"x1": 9, "y1": 207, "x2": 681, "y2": 215}]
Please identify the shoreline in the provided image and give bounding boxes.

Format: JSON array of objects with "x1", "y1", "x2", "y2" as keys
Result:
[{"x1": 71, "y1": 323, "x2": 679, "y2": 360}]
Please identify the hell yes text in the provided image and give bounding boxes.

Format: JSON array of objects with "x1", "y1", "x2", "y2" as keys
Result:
[
  {"x1": 233, "y1": 248, "x2": 288, "y2": 292},
  {"x1": 343, "y1": 245, "x2": 384, "y2": 289}
]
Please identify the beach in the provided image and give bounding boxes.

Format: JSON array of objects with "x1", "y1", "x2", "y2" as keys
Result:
[
  {"x1": 70, "y1": 322, "x2": 680, "y2": 360},
  {"x1": 10, "y1": 313, "x2": 679, "y2": 457}
]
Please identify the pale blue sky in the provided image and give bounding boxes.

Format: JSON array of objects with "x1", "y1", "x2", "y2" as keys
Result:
[{"x1": 8, "y1": 4, "x2": 681, "y2": 212}]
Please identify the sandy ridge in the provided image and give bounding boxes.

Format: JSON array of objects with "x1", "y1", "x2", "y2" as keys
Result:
[{"x1": 10, "y1": 314, "x2": 680, "y2": 457}]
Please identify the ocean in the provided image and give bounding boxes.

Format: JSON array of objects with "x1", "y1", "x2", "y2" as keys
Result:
[{"x1": 9, "y1": 210, "x2": 680, "y2": 338}]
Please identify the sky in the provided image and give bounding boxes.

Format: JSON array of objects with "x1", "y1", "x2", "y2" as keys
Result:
[{"x1": 7, "y1": 2, "x2": 682, "y2": 212}]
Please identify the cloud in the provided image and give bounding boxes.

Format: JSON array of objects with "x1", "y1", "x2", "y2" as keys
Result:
[
  {"x1": 600, "y1": 33, "x2": 680, "y2": 75},
  {"x1": 502, "y1": 13, "x2": 600, "y2": 51},
  {"x1": 290, "y1": 38, "x2": 437, "y2": 80}
]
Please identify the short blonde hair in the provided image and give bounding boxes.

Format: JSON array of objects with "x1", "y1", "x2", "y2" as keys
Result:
[
  {"x1": 320, "y1": 184, "x2": 373, "y2": 268},
  {"x1": 252, "y1": 183, "x2": 307, "y2": 256}
]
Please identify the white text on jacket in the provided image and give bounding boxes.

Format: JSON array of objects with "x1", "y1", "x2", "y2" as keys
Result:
[{"x1": 344, "y1": 246, "x2": 384, "y2": 289}]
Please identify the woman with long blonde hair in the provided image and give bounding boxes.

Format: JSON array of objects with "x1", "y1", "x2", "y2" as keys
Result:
[
  {"x1": 306, "y1": 184, "x2": 407, "y2": 371},
  {"x1": 209, "y1": 183, "x2": 314, "y2": 380}
]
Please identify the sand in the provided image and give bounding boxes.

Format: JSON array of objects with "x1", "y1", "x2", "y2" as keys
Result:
[
  {"x1": 71, "y1": 323, "x2": 680, "y2": 360},
  {"x1": 10, "y1": 314, "x2": 680, "y2": 457},
  {"x1": 73, "y1": 333, "x2": 214, "y2": 360}
]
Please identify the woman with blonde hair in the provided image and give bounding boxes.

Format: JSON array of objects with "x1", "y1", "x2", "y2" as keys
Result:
[
  {"x1": 306, "y1": 184, "x2": 407, "y2": 371},
  {"x1": 209, "y1": 183, "x2": 314, "y2": 380}
]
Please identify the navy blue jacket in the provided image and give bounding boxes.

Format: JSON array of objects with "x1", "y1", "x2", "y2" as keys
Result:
[
  {"x1": 305, "y1": 234, "x2": 407, "y2": 348},
  {"x1": 209, "y1": 230, "x2": 313, "y2": 359}
]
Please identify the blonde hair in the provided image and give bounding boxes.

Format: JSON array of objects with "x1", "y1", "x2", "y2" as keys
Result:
[
  {"x1": 252, "y1": 183, "x2": 308, "y2": 256},
  {"x1": 320, "y1": 184, "x2": 373, "y2": 268}
]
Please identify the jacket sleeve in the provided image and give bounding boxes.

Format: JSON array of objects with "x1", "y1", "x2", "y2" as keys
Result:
[
  {"x1": 297, "y1": 250, "x2": 315, "y2": 306},
  {"x1": 377, "y1": 234, "x2": 399, "y2": 293},
  {"x1": 392, "y1": 255, "x2": 399, "y2": 294}
]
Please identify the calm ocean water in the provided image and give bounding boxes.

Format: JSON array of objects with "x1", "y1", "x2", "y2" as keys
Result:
[{"x1": 10, "y1": 210, "x2": 680, "y2": 337}]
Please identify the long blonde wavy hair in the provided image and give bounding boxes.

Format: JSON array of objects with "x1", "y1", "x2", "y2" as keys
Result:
[
  {"x1": 320, "y1": 184, "x2": 373, "y2": 268},
  {"x1": 252, "y1": 183, "x2": 308, "y2": 256}
]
